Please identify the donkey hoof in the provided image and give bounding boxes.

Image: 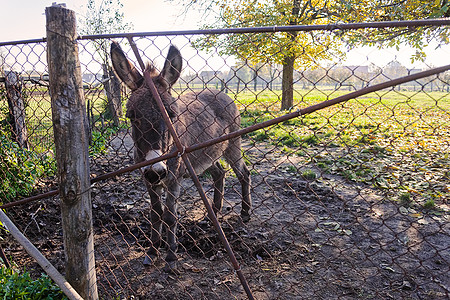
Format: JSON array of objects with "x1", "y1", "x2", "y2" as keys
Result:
[
  {"x1": 143, "y1": 255, "x2": 157, "y2": 266},
  {"x1": 164, "y1": 261, "x2": 180, "y2": 275},
  {"x1": 241, "y1": 212, "x2": 250, "y2": 223}
]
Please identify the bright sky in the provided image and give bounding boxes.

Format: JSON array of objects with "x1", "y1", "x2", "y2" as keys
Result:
[
  {"x1": 0, "y1": 0, "x2": 199, "y2": 41},
  {"x1": 0, "y1": 0, "x2": 448, "y2": 71}
]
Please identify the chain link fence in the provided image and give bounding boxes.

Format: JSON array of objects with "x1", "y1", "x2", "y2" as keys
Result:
[{"x1": 1, "y1": 22, "x2": 449, "y2": 299}]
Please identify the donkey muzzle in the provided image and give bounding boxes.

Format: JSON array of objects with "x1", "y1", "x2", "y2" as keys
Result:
[
  {"x1": 143, "y1": 150, "x2": 168, "y2": 184},
  {"x1": 144, "y1": 165, "x2": 167, "y2": 184}
]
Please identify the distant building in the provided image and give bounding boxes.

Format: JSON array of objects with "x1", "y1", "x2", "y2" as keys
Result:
[{"x1": 82, "y1": 73, "x2": 103, "y2": 84}]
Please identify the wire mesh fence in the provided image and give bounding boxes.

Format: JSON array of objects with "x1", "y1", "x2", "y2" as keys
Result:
[{"x1": 1, "y1": 22, "x2": 449, "y2": 299}]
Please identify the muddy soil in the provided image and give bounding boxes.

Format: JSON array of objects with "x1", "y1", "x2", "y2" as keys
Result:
[{"x1": 2, "y1": 130, "x2": 449, "y2": 299}]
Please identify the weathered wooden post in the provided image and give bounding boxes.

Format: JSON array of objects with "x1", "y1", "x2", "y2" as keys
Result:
[
  {"x1": 102, "y1": 64, "x2": 122, "y2": 127},
  {"x1": 5, "y1": 71, "x2": 28, "y2": 149},
  {"x1": 46, "y1": 5, "x2": 98, "y2": 300},
  {"x1": 109, "y1": 68, "x2": 122, "y2": 123}
]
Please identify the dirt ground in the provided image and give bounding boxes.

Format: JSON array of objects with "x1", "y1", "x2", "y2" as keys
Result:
[{"x1": 2, "y1": 130, "x2": 449, "y2": 299}]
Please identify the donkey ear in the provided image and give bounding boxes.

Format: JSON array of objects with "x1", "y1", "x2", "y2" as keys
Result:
[
  {"x1": 161, "y1": 45, "x2": 182, "y2": 87},
  {"x1": 110, "y1": 41, "x2": 143, "y2": 91}
]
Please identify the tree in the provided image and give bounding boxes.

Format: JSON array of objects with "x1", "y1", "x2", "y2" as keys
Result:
[
  {"x1": 177, "y1": 0, "x2": 449, "y2": 110},
  {"x1": 329, "y1": 0, "x2": 450, "y2": 62},
  {"x1": 191, "y1": 0, "x2": 342, "y2": 110},
  {"x1": 80, "y1": 0, "x2": 133, "y2": 62},
  {"x1": 79, "y1": 0, "x2": 133, "y2": 126}
]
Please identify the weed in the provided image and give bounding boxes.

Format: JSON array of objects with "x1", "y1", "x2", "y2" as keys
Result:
[
  {"x1": 301, "y1": 169, "x2": 317, "y2": 180},
  {"x1": 301, "y1": 134, "x2": 320, "y2": 146},
  {"x1": 89, "y1": 126, "x2": 122, "y2": 156},
  {"x1": 287, "y1": 165, "x2": 297, "y2": 173},
  {"x1": 251, "y1": 129, "x2": 270, "y2": 142},
  {"x1": 423, "y1": 199, "x2": 435, "y2": 210},
  {"x1": 343, "y1": 170, "x2": 356, "y2": 181},
  {"x1": 399, "y1": 192, "x2": 412, "y2": 207},
  {"x1": 296, "y1": 150, "x2": 306, "y2": 157},
  {"x1": 317, "y1": 162, "x2": 329, "y2": 171}
]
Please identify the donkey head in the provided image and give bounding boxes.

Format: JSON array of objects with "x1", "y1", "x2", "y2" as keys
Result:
[{"x1": 110, "y1": 42, "x2": 183, "y2": 184}]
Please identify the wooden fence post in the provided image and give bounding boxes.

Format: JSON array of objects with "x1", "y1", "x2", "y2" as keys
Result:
[
  {"x1": 5, "y1": 71, "x2": 28, "y2": 149},
  {"x1": 46, "y1": 5, "x2": 98, "y2": 300},
  {"x1": 110, "y1": 68, "x2": 122, "y2": 122},
  {"x1": 102, "y1": 64, "x2": 121, "y2": 127}
]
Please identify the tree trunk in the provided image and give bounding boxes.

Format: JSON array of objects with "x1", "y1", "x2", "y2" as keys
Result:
[
  {"x1": 46, "y1": 5, "x2": 98, "y2": 300},
  {"x1": 253, "y1": 68, "x2": 258, "y2": 91},
  {"x1": 281, "y1": 55, "x2": 295, "y2": 111},
  {"x1": 281, "y1": 1, "x2": 299, "y2": 111},
  {"x1": 110, "y1": 68, "x2": 122, "y2": 121},
  {"x1": 102, "y1": 64, "x2": 121, "y2": 127},
  {"x1": 5, "y1": 71, "x2": 28, "y2": 149}
]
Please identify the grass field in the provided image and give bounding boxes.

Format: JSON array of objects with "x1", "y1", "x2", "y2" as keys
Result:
[
  {"x1": 1, "y1": 86, "x2": 449, "y2": 210},
  {"x1": 233, "y1": 89, "x2": 450, "y2": 211}
]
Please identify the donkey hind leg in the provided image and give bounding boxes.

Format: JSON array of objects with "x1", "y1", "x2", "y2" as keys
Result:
[
  {"x1": 143, "y1": 184, "x2": 164, "y2": 266},
  {"x1": 233, "y1": 160, "x2": 251, "y2": 222},
  {"x1": 207, "y1": 161, "x2": 225, "y2": 216},
  {"x1": 225, "y1": 145, "x2": 251, "y2": 222},
  {"x1": 162, "y1": 181, "x2": 180, "y2": 274}
]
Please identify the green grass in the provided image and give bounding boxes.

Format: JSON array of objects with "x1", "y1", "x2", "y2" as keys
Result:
[{"x1": 235, "y1": 88, "x2": 450, "y2": 210}]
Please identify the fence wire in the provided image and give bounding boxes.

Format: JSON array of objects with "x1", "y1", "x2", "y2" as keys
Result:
[{"x1": 1, "y1": 23, "x2": 449, "y2": 300}]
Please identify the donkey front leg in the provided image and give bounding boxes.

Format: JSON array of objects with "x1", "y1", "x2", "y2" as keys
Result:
[
  {"x1": 207, "y1": 162, "x2": 225, "y2": 216},
  {"x1": 163, "y1": 181, "x2": 180, "y2": 273},
  {"x1": 143, "y1": 183, "x2": 164, "y2": 266}
]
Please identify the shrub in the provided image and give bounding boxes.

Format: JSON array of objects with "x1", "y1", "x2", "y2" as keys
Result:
[
  {"x1": 0, "y1": 267, "x2": 67, "y2": 300},
  {"x1": 0, "y1": 129, "x2": 56, "y2": 204}
]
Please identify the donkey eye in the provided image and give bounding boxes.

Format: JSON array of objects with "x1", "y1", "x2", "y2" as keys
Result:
[
  {"x1": 133, "y1": 118, "x2": 141, "y2": 126},
  {"x1": 126, "y1": 109, "x2": 138, "y2": 120}
]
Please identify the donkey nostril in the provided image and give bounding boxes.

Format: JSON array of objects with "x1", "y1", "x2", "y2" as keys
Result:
[
  {"x1": 157, "y1": 169, "x2": 167, "y2": 180},
  {"x1": 144, "y1": 169, "x2": 167, "y2": 184}
]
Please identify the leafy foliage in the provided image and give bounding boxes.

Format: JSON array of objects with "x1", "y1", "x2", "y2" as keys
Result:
[
  {"x1": 0, "y1": 267, "x2": 67, "y2": 300},
  {"x1": 193, "y1": 0, "x2": 343, "y2": 68},
  {"x1": 185, "y1": 0, "x2": 450, "y2": 62},
  {"x1": 183, "y1": 0, "x2": 450, "y2": 111},
  {"x1": 330, "y1": 0, "x2": 450, "y2": 61},
  {"x1": 79, "y1": 0, "x2": 133, "y2": 64},
  {"x1": 90, "y1": 125, "x2": 123, "y2": 157},
  {"x1": 0, "y1": 129, "x2": 56, "y2": 204}
]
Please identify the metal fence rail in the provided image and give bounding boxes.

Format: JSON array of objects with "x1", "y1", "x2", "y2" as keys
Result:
[{"x1": 1, "y1": 19, "x2": 449, "y2": 299}]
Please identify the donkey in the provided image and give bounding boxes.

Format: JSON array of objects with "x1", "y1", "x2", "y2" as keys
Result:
[{"x1": 110, "y1": 42, "x2": 251, "y2": 272}]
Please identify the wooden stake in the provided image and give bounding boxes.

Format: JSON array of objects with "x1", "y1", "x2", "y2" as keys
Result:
[
  {"x1": 0, "y1": 210, "x2": 83, "y2": 300},
  {"x1": 46, "y1": 5, "x2": 98, "y2": 299}
]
